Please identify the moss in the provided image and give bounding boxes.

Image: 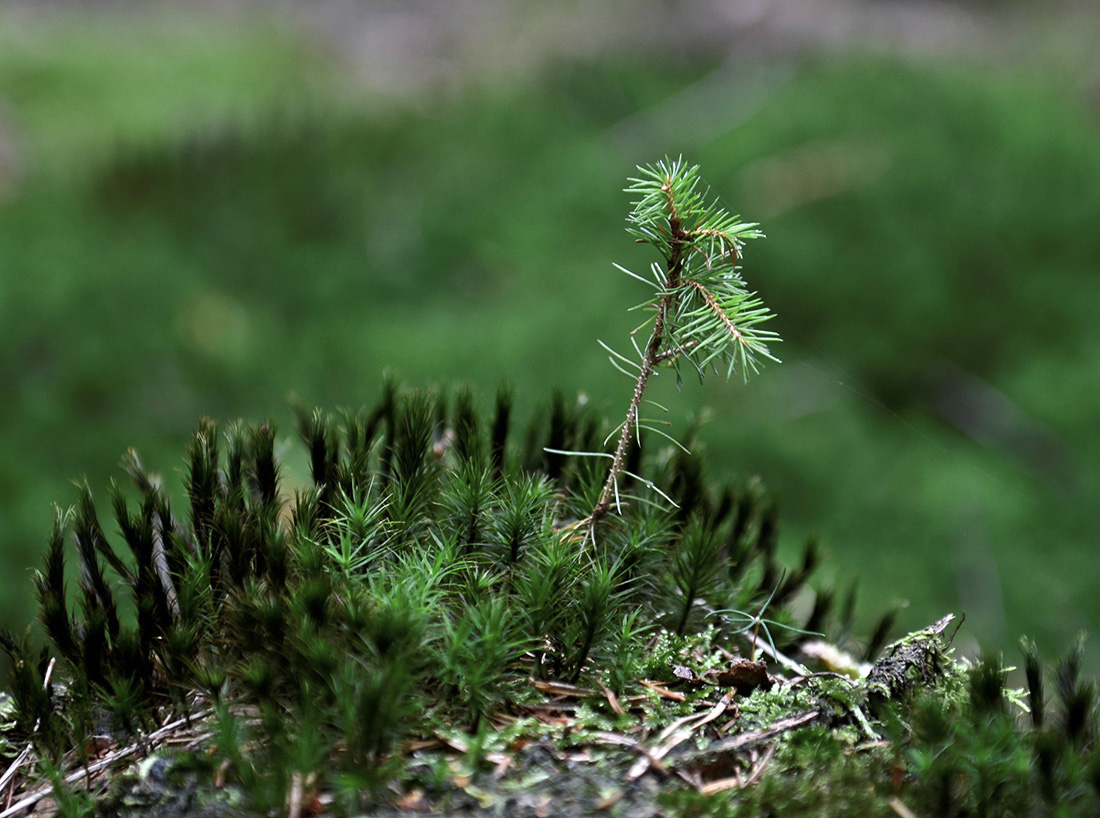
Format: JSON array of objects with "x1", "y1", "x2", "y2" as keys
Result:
[
  {"x1": 662, "y1": 736, "x2": 896, "y2": 817},
  {"x1": 0, "y1": 392, "x2": 1096, "y2": 816},
  {"x1": 0, "y1": 386, "x2": 862, "y2": 815},
  {"x1": 737, "y1": 683, "x2": 821, "y2": 728},
  {"x1": 864, "y1": 613, "x2": 963, "y2": 710},
  {"x1": 95, "y1": 752, "x2": 243, "y2": 818}
]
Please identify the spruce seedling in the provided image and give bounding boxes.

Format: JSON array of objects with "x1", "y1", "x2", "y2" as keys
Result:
[{"x1": 560, "y1": 158, "x2": 780, "y2": 540}]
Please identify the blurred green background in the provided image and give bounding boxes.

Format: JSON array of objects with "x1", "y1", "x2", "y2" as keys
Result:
[{"x1": 2, "y1": 1, "x2": 1100, "y2": 663}]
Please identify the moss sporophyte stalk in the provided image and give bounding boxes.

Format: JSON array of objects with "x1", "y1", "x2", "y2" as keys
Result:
[{"x1": 1, "y1": 162, "x2": 1098, "y2": 817}]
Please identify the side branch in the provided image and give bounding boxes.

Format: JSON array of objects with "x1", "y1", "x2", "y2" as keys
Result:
[
  {"x1": 652, "y1": 341, "x2": 698, "y2": 364},
  {"x1": 686, "y1": 280, "x2": 747, "y2": 346}
]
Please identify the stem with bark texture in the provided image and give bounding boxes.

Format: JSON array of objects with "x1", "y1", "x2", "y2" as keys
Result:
[{"x1": 590, "y1": 214, "x2": 686, "y2": 528}]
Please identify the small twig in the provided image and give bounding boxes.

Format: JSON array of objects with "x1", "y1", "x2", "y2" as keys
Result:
[
  {"x1": 652, "y1": 341, "x2": 699, "y2": 364},
  {"x1": 653, "y1": 695, "x2": 729, "y2": 746},
  {"x1": 182, "y1": 731, "x2": 216, "y2": 750},
  {"x1": 655, "y1": 712, "x2": 709, "y2": 745},
  {"x1": 596, "y1": 681, "x2": 625, "y2": 716},
  {"x1": 591, "y1": 731, "x2": 677, "y2": 780},
  {"x1": 671, "y1": 709, "x2": 821, "y2": 768},
  {"x1": 697, "y1": 741, "x2": 778, "y2": 794},
  {"x1": 623, "y1": 696, "x2": 733, "y2": 782},
  {"x1": 591, "y1": 732, "x2": 667, "y2": 776},
  {"x1": 0, "y1": 748, "x2": 31, "y2": 797},
  {"x1": 786, "y1": 671, "x2": 859, "y2": 688},
  {"x1": 685, "y1": 280, "x2": 747, "y2": 349},
  {"x1": 287, "y1": 771, "x2": 303, "y2": 818},
  {"x1": 690, "y1": 694, "x2": 733, "y2": 731},
  {"x1": 627, "y1": 728, "x2": 694, "y2": 780},
  {"x1": 947, "y1": 612, "x2": 965, "y2": 645},
  {"x1": 529, "y1": 680, "x2": 596, "y2": 698},
  {"x1": 742, "y1": 742, "x2": 777, "y2": 788},
  {"x1": 889, "y1": 796, "x2": 920, "y2": 818},
  {"x1": 637, "y1": 680, "x2": 686, "y2": 701},
  {"x1": 590, "y1": 327, "x2": 666, "y2": 527},
  {"x1": 0, "y1": 708, "x2": 214, "y2": 818}
]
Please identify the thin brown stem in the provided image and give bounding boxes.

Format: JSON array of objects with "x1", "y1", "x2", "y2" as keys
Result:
[
  {"x1": 590, "y1": 301, "x2": 667, "y2": 525},
  {"x1": 589, "y1": 197, "x2": 686, "y2": 532}
]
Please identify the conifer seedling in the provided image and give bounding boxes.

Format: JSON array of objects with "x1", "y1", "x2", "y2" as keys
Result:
[{"x1": 553, "y1": 157, "x2": 780, "y2": 540}]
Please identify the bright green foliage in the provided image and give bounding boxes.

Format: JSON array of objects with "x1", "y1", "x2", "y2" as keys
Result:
[
  {"x1": 4, "y1": 385, "x2": 1100, "y2": 818},
  {"x1": 668, "y1": 516, "x2": 725, "y2": 637},
  {"x1": 624, "y1": 158, "x2": 779, "y2": 381},
  {"x1": 0, "y1": 379, "x2": 830, "y2": 813},
  {"x1": 884, "y1": 643, "x2": 1100, "y2": 817}
]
